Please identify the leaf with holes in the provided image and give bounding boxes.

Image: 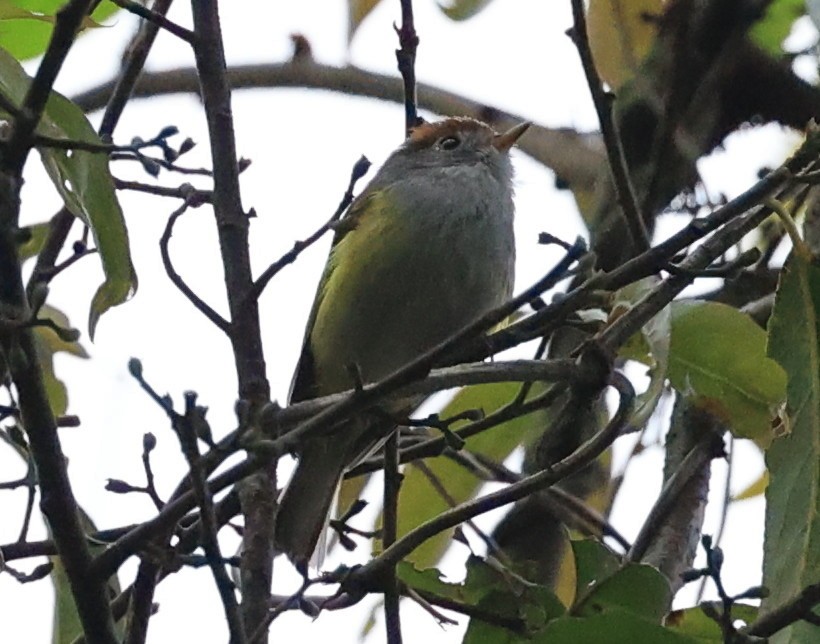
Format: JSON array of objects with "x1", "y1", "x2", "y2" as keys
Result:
[
  {"x1": 666, "y1": 602, "x2": 758, "y2": 641},
  {"x1": 0, "y1": 46, "x2": 136, "y2": 338}
]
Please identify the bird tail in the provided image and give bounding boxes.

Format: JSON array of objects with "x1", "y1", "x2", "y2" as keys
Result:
[{"x1": 274, "y1": 442, "x2": 348, "y2": 571}]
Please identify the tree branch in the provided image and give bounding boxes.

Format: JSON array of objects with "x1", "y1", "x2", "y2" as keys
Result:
[
  {"x1": 70, "y1": 61, "x2": 604, "y2": 192},
  {"x1": 569, "y1": 0, "x2": 649, "y2": 252},
  {"x1": 189, "y1": 1, "x2": 272, "y2": 636},
  {"x1": 340, "y1": 370, "x2": 634, "y2": 594}
]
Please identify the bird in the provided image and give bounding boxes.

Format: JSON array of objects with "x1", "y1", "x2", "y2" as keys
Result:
[{"x1": 274, "y1": 116, "x2": 530, "y2": 569}]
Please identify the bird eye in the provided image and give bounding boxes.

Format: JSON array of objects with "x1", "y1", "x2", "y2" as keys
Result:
[{"x1": 439, "y1": 135, "x2": 461, "y2": 150}]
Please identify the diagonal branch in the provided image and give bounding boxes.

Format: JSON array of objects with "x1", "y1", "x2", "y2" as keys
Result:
[
  {"x1": 569, "y1": 0, "x2": 649, "y2": 253},
  {"x1": 341, "y1": 371, "x2": 634, "y2": 593}
]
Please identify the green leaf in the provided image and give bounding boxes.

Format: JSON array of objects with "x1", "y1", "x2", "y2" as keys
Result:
[
  {"x1": 665, "y1": 603, "x2": 758, "y2": 642},
  {"x1": 667, "y1": 301, "x2": 787, "y2": 442},
  {"x1": 0, "y1": 46, "x2": 137, "y2": 338},
  {"x1": 347, "y1": 0, "x2": 383, "y2": 42},
  {"x1": 392, "y1": 381, "x2": 549, "y2": 567},
  {"x1": 534, "y1": 610, "x2": 698, "y2": 644},
  {"x1": 750, "y1": 0, "x2": 804, "y2": 55},
  {"x1": 461, "y1": 556, "x2": 565, "y2": 642},
  {"x1": 438, "y1": 0, "x2": 495, "y2": 21},
  {"x1": 570, "y1": 539, "x2": 621, "y2": 605},
  {"x1": 397, "y1": 561, "x2": 464, "y2": 602},
  {"x1": 0, "y1": 0, "x2": 120, "y2": 61},
  {"x1": 573, "y1": 563, "x2": 672, "y2": 623},
  {"x1": 397, "y1": 558, "x2": 565, "y2": 642},
  {"x1": 32, "y1": 304, "x2": 88, "y2": 417},
  {"x1": 51, "y1": 507, "x2": 122, "y2": 644},
  {"x1": 762, "y1": 251, "x2": 820, "y2": 643}
]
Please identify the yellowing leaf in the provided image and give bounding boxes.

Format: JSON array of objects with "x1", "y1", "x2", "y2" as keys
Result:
[
  {"x1": 587, "y1": 0, "x2": 664, "y2": 89},
  {"x1": 33, "y1": 305, "x2": 88, "y2": 417},
  {"x1": 732, "y1": 470, "x2": 768, "y2": 501},
  {"x1": 438, "y1": 0, "x2": 495, "y2": 21},
  {"x1": 347, "y1": 0, "x2": 382, "y2": 42},
  {"x1": 392, "y1": 381, "x2": 549, "y2": 567}
]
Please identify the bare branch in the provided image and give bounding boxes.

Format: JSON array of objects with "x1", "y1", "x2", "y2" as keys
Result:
[
  {"x1": 70, "y1": 62, "x2": 604, "y2": 192},
  {"x1": 569, "y1": 0, "x2": 649, "y2": 252},
  {"x1": 248, "y1": 155, "x2": 370, "y2": 303},
  {"x1": 340, "y1": 371, "x2": 634, "y2": 593},
  {"x1": 160, "y1": 199, "x2": 231, "y2": 332},
  {"x1": 109, "y1": 0, "x2": 196, "y2": 43}
]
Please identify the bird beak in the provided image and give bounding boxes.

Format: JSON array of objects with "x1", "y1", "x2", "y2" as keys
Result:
[{"x1": 493, "y1": 121, "x2": 531, "y2": 152}]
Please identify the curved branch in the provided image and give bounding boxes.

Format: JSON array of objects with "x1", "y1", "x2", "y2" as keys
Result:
[
  {"x1": 71, "y1": 61, "x2": 604, "y2": 190},
  {"x1": 341, "y1": 371, "x2": 634, "y2": 592}
]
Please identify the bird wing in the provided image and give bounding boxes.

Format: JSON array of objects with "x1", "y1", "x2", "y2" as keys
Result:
[{"x1": 288, "y1": 189, "x2": 384, "y2": 403}]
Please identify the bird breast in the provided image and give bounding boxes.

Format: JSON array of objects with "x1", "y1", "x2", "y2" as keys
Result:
[{"x1": 309, "y1": 162, "x2": 516, "y2": 395}]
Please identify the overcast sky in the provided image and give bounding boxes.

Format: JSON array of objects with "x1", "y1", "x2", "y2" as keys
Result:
[{"x1": 0, "y1": 1, "x2": 806, "y2": 641}]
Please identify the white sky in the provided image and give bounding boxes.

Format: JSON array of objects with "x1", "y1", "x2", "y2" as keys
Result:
[{"x1": 0, "y1": 1, "x2": 803, "y2": 642}]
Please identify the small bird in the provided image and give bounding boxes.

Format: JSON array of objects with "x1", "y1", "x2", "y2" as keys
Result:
[{"x1": 274, "y1": 117, "x2": 530, "y2": 568}]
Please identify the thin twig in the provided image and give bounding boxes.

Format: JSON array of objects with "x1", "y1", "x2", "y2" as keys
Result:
[
  {"x1": 247, "y1": 155, "x2": 370, "y2": 303},
  {"x1": 109, "y1": 0, "x2": 196, "y2": 43},
  {"x1": 395, "y1": 0, "x2": 420, "y2": 136},
  {"x1": 141, "y1": 433, "x2": 164, "y2": 510},
  {"x1": 349, "y1": 378, "x2": 568, "y2": 477},
  {"x1": 695, "y1": 435, "x2": 733, "y2": 603},
  {"x1": 569, "y1": 0, "x2": 649, "y2": 252},
  {"x1": 38, "y1": 247, "x2": 97, "y2": 281},
  {"x1": 743, "y1": 582, "x2": 820, "y2": 638},
  {"x1": 248, "y1": 578, "x2": 312, "y2": 643},
  {"x1": 383, "y1": 430, "x2": 403, "y2": 644},
  {"x1": 341, "y1": 371, "x2": 634, "y2": 592},
  {"x1": 100, "y1": 0, "x2": 175, "y2": 138},
  {"x1": 472, "y1": 454, "x2": 631, "y2": 552},
  {"x1": 114, "y1": 177, "x2": 212, "y2": 204},
  {"x1": 415, "y1": 458, "x2": 509, "y2": 561},
  {"x1": 160, "y1": 199, "x2": 230, "y2": 332},
  {"x1": 409, "y1": 588, "x2": 525, "y2": 632},
  {"x1": 110, "y1": 151, "x2": 214, "y2": 176},
  {"x1": 174, "y1": 393, "x2": 246, "y2": 644},
  {"x1": 597, "y1": 201, "x2": 787, "y2": 354}
]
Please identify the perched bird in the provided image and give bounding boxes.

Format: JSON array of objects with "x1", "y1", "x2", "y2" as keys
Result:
[{"x1": 274, "y1": 117, "x2": 530, "y2": 568}]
